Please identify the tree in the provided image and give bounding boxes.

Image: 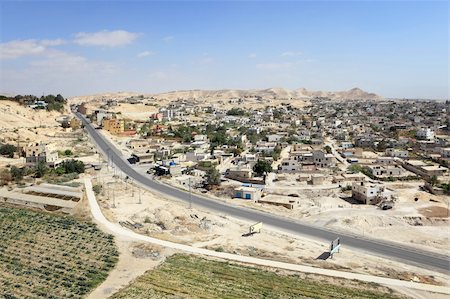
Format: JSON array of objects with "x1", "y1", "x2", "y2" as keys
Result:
[
  {"x1": 0, "y1": 169, "x2": 12, "y2": 185},
  {"x1": 376, "y1": 139, "x2": 388, "y2": 152},
  {"x1": 64, "y1": 149, "x2": 73, "y2": 156},
  {"x1": 347, "y1": 164, "x2": 363, "y2": 173},
  {"x1": 429, "y1": 175, "x2": 439, "y2": 187},
  {"x1": 324, "y1": 145, "x2": 332, "y2": 154},
  {"x1": 55, "y1": 166, "x2": 65, "y2": 175},
  {"x1": 226, "y1": 108, "x2": 245, "y2": 116},
  {"x1": 0, "y1": 144, "x2": 17, "y2": 158},
  {"x1": 139, "y1": 123, "x2": 150, "y2": 136},
  {"x1": 92, "y1": 184, "x2": 103, "y2": 195},
  {"x1": 10, "y1": 166, "x2": 24, "y2": 182},
  {"x1": 272, "y1": 146, "x2": 282, "y2": 161},
  {"x1": 35, "y1": 160, "x2": 48, "y2": 178},
  {"x1": 205, "y1": 167, "x2": 221, "y2": 188},
  {"x1": 61, "y1": 121, "x2": 70, "y2": 129},
  {"x1": 60, "y1": 159, "x2": 85, "y2": 174},
  {"x1": 253, "y1": 160, "x2": 273, "y2": 176}
]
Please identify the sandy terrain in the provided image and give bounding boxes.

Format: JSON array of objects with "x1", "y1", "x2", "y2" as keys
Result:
[
  {"x1": 110, "y1": 103, "x2": 158, "y2": 121},
  {"x1": 69, "y1": 87, "x2": 381, "y2": 104},
  {"x1": 89, "y1": 170, "x2": 449, "y2": 289},
  {"x1": 162, "y1": 176, "x2": 450, "y2": 256},
  {"x1": 0, "y1": 100, "x2": 63, "y2": 130},
  {"x1": 87, "y1": 239, "x2": 169, "y2": 299},
  {"x1": 68, "y1": 87, "x2": 382, "y2": 114}
]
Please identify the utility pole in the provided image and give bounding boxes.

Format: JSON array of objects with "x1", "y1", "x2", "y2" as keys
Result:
[
  {"x1": 112, "y1": 179, "x2": 116, "y2": 208},
  {"x1": 107, "y1": 149, "x2": 110, "y2": 171},
  {"x1": 107, "y1": 185, "x2": 110, "y2": 204},
  {"x1": 138, "y1": 186, "x2": 141, "y2": 204},
  {"x1": 188, "y1": 177, "x2": 192, "y2": 209},
  {"x1": 112, "y1": 188, "x2": 116, "y2": 208}
]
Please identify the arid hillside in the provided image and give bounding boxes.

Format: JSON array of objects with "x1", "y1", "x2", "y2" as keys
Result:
[
  {"x1": 69, "y1": 87, "x2": 382, "y2": 108},
  {"x1": 0, "y1": 100, "x2": 65, "y2": 130}
]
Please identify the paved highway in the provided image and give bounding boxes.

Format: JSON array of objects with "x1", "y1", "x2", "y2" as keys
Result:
[{"x1": 77, "y1": 112, "x2": 450, "y2": 274}]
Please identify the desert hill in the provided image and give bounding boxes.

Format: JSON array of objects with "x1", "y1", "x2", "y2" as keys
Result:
[{"x1": 69, "y1": 87, "x2": 382, "y2": 105}]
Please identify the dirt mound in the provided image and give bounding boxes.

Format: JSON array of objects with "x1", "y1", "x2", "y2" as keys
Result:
[{"x1": 418, "y1": 206, "x2": 449, "y2": 218}]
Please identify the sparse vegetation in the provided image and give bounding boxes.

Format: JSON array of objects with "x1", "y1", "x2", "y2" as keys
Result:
[
  {"x1": 0, "y1": 143, "x2": 17, "y2": 158},
  {"x1": 226, "y1": 107, "x2": 246, "y2": 116},
  {"x1": 92, "y1": 184, "x2": 103, "y2": 195},
  {"x1": 205, "y1": 166, "x2": 221, "y2": 188},
  {"x1": 58, "y1": 159, "x2": 85, "y2": 174},
  {"x1": 253, "y1": 160, "x2": 273, "y2": 176},
  {"x1": 112, "y1": 254, "x2": 401, "y2": 299},
  {"x1": 0, "y1": 94, "x2": 67, "y2": 112},
  {"x1": 0, "y1": 205, "x2": 118, "y2": 298}
]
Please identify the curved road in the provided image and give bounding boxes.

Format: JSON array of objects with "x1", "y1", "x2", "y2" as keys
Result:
[
  {"x1": 77, "y1": 112, "x2": 450, "y2": 274},
  {"x1": 84, "y1": 178, "x2": 450, "y2": 295}
]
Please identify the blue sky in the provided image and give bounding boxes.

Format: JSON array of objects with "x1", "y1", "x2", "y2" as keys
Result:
[{"x1": 0, "y1": 1, "x2": 448, "y2": 98}]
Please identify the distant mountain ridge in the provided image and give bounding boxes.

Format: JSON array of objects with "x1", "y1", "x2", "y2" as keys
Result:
[
  {"x1": 152, "y1": 87, "x2": 382, "y2": 100},
  {"x1": 69, "y1": 87, "x2": 382, "y2": 103}
]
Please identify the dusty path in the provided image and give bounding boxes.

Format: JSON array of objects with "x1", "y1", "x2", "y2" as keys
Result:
[{"x1": 84, "y1": 178, "x2": 450, "y2": 295}]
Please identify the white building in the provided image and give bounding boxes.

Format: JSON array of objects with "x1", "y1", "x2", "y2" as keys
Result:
[
  {"x1": 312, "y1": 150, "x2": 336, "y2": 168},
  {"x1": 441, "y1": 148, "x2": 450, "y2": 158},
  {"x1": 352, "y1": 181, "x2": 390, "y2": 205},
  {"x1": 366, "y1": 165, "x2": 404, "y2": 177},
  {"x1": 340, "y1": 142, "x2": 354, "y2": 149},
  {"x1": 278, "y1": 158, "x2": 301, "y2": 173},
  {"x1": 385, "y1": 148, "x2": 408, "y2": 158},
  {"x1": 267, "y1": 134, "x2": 283, "y2": 142},
  {"x1": 416, "y1": 128, "x2": 434, "y2": 140},
  {"x1": 194, "y1": 134, "x2": 208, "y2": 142}
]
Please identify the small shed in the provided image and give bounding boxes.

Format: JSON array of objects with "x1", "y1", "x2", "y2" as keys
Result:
[{"x1": 234, "y1": 186, "x2": 262, "y2": 201}]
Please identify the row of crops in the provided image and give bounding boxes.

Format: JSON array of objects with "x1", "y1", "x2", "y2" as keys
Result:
[
  {"x1": 0, "y1": 205, "x2": 119, "y2": 298},
  {"x1": 112, "y1": 254, "x2": 401, "y2": 299}
]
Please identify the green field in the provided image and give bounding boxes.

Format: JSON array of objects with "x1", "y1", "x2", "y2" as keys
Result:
[
  {"x1": 0, "y1": 205, "x2": 118, "y2": 298},
  {"x1": 112, "y1": 254, "x2": 402, "y2": 299}
]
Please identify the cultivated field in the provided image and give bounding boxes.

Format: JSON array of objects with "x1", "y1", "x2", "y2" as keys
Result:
[
  {"x1": 0, "y1": 205, "x2": 119, "y2": 298},
  {"x1": 112, "y1": 254, "x2": 403, "y2": 299}
]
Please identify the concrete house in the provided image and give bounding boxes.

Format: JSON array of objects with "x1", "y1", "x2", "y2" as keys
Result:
[
  {"x1": 278, "y1": 158, "x2": 301, "y2": 173},
  {"x1": 375, "y1": 157, "x2": 396, "y2": 165},
  {"x1": 352, "y1": 181, "x2": 390, "y2": 205},
  {"x1": 24, "y1": 142, "x2": 59, "y2": 166},
  {"x1": 441, "y1": 148, "x2": 450, "y2": 158},
  {"x1": 385, "y1": 148, "x2": 408, "y2": 158},
  {"x1": 416, "y1": 128, "x2": 434, "y2": 140},
  {"x1": 312, "y1": 150, "x2": 336, "y2": 168},
  {"x1": 103, "y1": 118, "x2": 124, "y2": 135},
  {"x1": 367, "y1": 165, "x2": 404, "y2": 177},
  {"x1": 267, "y1": 134, "x2": 283, "y2": 142},
  {"x1": 234, "y1": 186, "x2": 261, "y2": 201}
]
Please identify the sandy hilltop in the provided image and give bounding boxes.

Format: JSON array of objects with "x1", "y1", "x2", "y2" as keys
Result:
[{"x1": 69, "y1": 87, "x2": 383, "y2": 105}]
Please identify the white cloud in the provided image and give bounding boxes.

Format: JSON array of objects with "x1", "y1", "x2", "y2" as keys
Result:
[
  {"x1": 200, "y1": 56, "x2": 213, "y2": 65},
  {"x1": 256, "y1": 62, "x2": 292, "y2": 70},
  {"x1": 281, "y1": 51, "x2": 303, "y2": 57},
  {"x1": 192, "y1": 54, "x2": 214, "y2": 66},
  {"x1": 40, "y1": 39, "x2": 66, "y2": 46},
  {"x1": 0, "y1": 39, "x2": 65, "y2": 59},
  {"x1": 248, "y1": 53, "x2": 257, "y2": 58},
  {"x1": 150, "y1": 71, "x2": 168, "y2": 80},
  {"x1": 74, "y1": 30, "x2": 139, "y2": 47},
  {"x1": 1, "y1": 51, "x2": 119, "y2": 96},
  {"x1": 163, "y1": 36, "x2": 174, "y2": 42},
  {"x1": 137, "y1": 51, "x2": 156, "y2": 58},
  {"x1": 29, "y1": 51, "x2": 116, "y2": 73}
]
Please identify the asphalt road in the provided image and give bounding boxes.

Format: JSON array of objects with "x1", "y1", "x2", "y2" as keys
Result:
[{"x1": 77, "y1": 112, "x2": 450, "y2": 274}]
